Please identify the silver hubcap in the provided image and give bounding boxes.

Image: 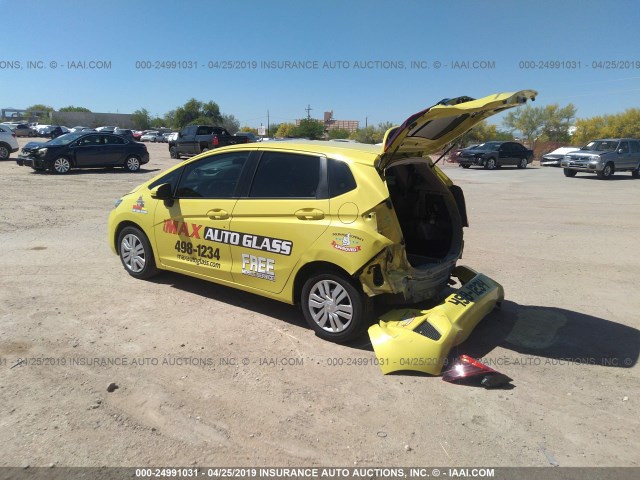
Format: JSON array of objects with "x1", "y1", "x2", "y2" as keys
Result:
[
  {"x1": 54, "y1": 158, "x2": 70, "y2": 173},
  {"x1": 126, "y1": 157, "x2": 140, "y2": 170},
  {"x1": 521, "y1": 159, "x2": 527, "y2": 167},
  {"x1": 307, "y1": 280, "x2": 353, "y2": 333},
  {"x1": 604, "y1": 165, "x2": 611, "y2": 176},
  {"x1": 121, "y1": 234, "x2": 146, "y2": 273},
  {"x1": 488, "y1": 159, "x2": 495, "y2": 169}
]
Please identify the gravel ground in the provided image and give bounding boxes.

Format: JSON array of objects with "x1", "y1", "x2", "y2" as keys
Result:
[{"x1": 0, "y1": 139, "x2": 638, "y2": 468}]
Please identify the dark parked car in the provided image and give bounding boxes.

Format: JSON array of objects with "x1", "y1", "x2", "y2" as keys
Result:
[
  {"x1": 168, "y1": 125, "x2": 249, "y2": 159},
  {"x1": 458, "y1": 141, "x2": 533, "y2": 169},
  {"x1": 233, "y1": 131, "x2": 260, "y2": 143},
  {"x1": 16, "y1": 132, "x2": 149, "y2": 174},
  {"x1": 113, "y1": 128, "x2": 135, "y2": 140}
]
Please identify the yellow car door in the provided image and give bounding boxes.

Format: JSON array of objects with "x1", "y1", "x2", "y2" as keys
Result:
[
  {"x1": 229, "y1": 150, "x2": 330, "y2": 295},
  {"x1": 153, "y1": 151, "x2": 251, "y2": 282}
]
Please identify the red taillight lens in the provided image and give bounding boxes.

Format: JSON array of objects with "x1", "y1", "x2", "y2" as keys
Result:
[
  {"x1": 212, "y1": 135, "x2": 219, "y2": 147},
  {"x1": 442, "y1": 355, "x2": 512, "y2": 388},
  {"x1": 12, "y1": 133, "x2": 16, "y2": 138}
]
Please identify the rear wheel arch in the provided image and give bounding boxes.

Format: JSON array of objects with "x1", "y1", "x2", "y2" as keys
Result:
[{"x1": 293, "y1": 261, "x2": 355, "y2": 306}]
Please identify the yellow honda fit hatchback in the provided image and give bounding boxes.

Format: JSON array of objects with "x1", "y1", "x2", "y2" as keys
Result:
[{"x1": 108, "y1": 91, "x2": 536, "y2": 347}]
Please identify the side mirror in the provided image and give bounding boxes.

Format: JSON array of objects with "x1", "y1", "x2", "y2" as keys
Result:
[{"x1": 150, "y1": 183, "x2": 173, "y2": 200}]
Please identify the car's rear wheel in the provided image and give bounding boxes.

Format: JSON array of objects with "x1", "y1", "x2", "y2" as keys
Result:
[
  {"x1": 563, "y1": 168, "x2": 577, "y2": 177},
  {"x1": 123, "y1": 155, "x2": 141, "y2": 172},
  {"x1": 461, "y1": 164, "x2": 470, "y2": 169},
  {"x1": 117, "y1": 226, "x2": 158, "y2": 279},
  {"x1": 596, "y1": 163, "x2": 613, "y2": 179},
  {"x1": 52, "y1": 157, "x2": 72, "y2": 174},
  {"x1": 518, "y1": 158, "x2": 528, "y2": 169},
  {"x1": 201, "y1": 147, "x2": 210, "y2": 154},
  {"x1": 632, "y1": 165, "x2": 640, "y2": 178},
  {"x1": 0, "y1": 144, "x2": 10, "y2": 159},
  {"x1": 169, "y1": 146, "x2": 180, "y2": 159},
  {"x1": 301, "y1": 272, "x2": 372, "y2": 343},
  {"x1": 484, "y1": 158, "x2": 496, "y2": 170}
]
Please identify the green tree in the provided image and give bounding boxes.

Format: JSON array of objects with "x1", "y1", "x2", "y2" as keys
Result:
[
  {"x1": 328, "y1": 128, "x2": 350, "y2": 140},
  {"x1": 540, "y1": 103, "x2": 577, "y2": 142},
  {"x1": 58, "y1": 106, "x2": 91, "y2": 112},
  {"x1": 174, "y1": 99, "x2": 223, "y2": 128},
  {"x1": 292, "y1": 119, "x2": 324, "y2": 139},
  {"x1": 275, "y1": 123, "x2": 296, "y2": 138},
  {"x1": 352, "y1": 126, "x2": 378, "y2": 144},
  {"x1": 222, "y1": 114, "x2": 241, "y2": 134},
  {"x1": 503, "y1": 103, "x2": 576, "y2": 148},
  {"x1": 131, "y1": 108, "x2": 151, "y2": 129},
  {"x1": 24, "y1": 104, "x2": 54, "y2": 121},
  {"x1": 572, "y1": 108, "x2": 640, "y2": 145},
  {"x1": 268, "y1": 123, "x2": 280, "y2": 137}
]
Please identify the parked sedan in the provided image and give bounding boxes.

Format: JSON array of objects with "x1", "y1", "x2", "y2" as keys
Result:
[
  {"x1": 16, "y1": 132, "x2": 149, "y2": 174},
  {"x1": 540, "y1": 146, "x2": 579, "y2": 167},
  {"x1": 2, "y1": 123, "x2": 31, "y2": 137},
  {"x1": 140, "y1": 131, "x2": 165, "y2": 142},
  {"x1": 458, "y1": 141, "x2": 533, "y2": 169}
]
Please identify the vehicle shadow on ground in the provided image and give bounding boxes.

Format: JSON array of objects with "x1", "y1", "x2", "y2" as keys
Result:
[
  {"x1": 28, "y1": 167, "x2": 161, "y2": 175},
  {"x1": 148, "y1": 273, "x2": 640, "y2": 370},
  {"x1": 450, "y1": 300, "x2": 639, "y2": 369},
  {"x1": 570, "y1": 175, "x2": 637, "y2": 181}
]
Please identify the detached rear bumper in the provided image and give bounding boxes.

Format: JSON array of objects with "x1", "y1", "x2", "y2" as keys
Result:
[{"x1": 368, "y1": 265, "x2": 504, "y2": 375}]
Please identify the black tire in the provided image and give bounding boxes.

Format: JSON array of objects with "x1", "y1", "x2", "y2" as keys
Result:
[
  {"x1": 52, "y1": 156, "x2": 72, "y2": 174},
  {"x1": 301, "y1": 272, "x2": 373, "y2": 343},
  {"x1": 518, "y1": 158, "x2": 528, "y2": 169},
  {"x1": 123, "y1": 155, "x2": 141, "y2": 172},
  {"x1": 117, "y1": 226, "x2": 159, "y2": 280},
  {"x1": 484, "y1": 157, "x2": 496, "y2": 170},
  {"x1": 461, "y1": 164, "x2": 470, "y2": 169},
  {"x1": 632, "y1": 166, "x2": 640, "y2": 178},
  {"x1": 0, "y1": 144, "x2": 10, "y2": 160},
  {"x1": 201, "y1": 147, "x2": 210, "y2": 154},
  {"x1": 596, "y1": 163, "x2": 613, "y2": 179},
  {"x1": 169, "y1": 146, "x2": 180, "y2": 159},
  {"x1": 564, "y1": 168, "x2": 577, "y2": 177}
]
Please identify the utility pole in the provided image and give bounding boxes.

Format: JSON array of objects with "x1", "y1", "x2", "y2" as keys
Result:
[
  {"x1": 305, "y1": 104, "x2": 312, "y2": 120},
  {"x1": 267, "y1": 109, "x2": 270, "y2": 135}
]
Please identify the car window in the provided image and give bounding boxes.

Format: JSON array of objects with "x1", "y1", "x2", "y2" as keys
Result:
[
  {"x1": 249, "y1": 152, "x2": 321, "y2": 198},
  {"x1": 618, "y1": 141, "x2": 629, "y2": 154},
  {"x1": 148, "y1": 168, "x2": 183, "y2": 193},
  {"x1": 175, "y1": 152, "x2": 250, "y2": 198},
  {"x1": 105, "y1": 135, "x2": 125, "y2": 145},
  {"x1": 630, "y1": 141, "x2": 640, "y2": 154},
  {"x1": 77, "y1": 135, "x2": 100, "y2": 146},
  {"x1": 196, "y1": 126, "x2": 213, "y2": 135},
  {"x1": 328, "y1": 158, "x2": 356, "y2": 197},
  {"x1": 512, "y1": 143, "x2": 525, "y2": 151}
]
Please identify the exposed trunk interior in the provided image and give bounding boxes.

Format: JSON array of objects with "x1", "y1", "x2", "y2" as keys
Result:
[{"x1": 386, "y1": 162, "x2": 464, "y2": 267}]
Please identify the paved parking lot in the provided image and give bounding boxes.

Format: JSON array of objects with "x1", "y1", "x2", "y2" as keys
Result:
[{"x1": 0, "y1": 138, "x2": 638, "y2": 467}]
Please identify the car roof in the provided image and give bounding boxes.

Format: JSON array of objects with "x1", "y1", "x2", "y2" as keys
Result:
[{"x1": 210, "y1": 140, "x2": 382, "y2": 166}]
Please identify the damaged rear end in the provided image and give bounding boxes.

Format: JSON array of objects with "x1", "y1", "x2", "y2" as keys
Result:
[{"x1": 361, "y1": 90, "x2": 536, "y2": 373}]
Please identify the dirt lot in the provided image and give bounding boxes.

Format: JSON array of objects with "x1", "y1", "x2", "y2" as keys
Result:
[{"x1": 0, "y1": 139, "x2": 638, "y2": 468}]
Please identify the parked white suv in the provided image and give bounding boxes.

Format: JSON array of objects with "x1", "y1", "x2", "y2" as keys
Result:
[{"x1": 0, "y1": 124, "x2": 19, "y2": 160}]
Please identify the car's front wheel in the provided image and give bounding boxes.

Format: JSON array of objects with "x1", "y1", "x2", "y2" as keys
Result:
[
  {"x1": 52, "y1": 157, "x2": 72, "y2": 174},
  {"x1": 123, "y1": 155, "x2": 141, "y2": 172},
  {"x1": 563, "y1": 168, "x2": 577, "y2": 177},
  {"x1": 169, "y1": 146, "x2": 180, "y2": 159},
  {"x1": 518, "y1": 158, "x2": 528, "y2": 169},
  {"x1": 117, "y1": 226, "x2": 159, "y2": 279},
  {"x1": 301, "y1": 272, "x2": 372, "y2": 343},
  {"x1": 461, "y1": 164, "x2": 470, "y2": 169},
  {"x1": 484, "y1": 158, "x2": 496, "y2": 170},
  {"x1": 596, "y1": 163, "x2": 613, "y2": 179}
]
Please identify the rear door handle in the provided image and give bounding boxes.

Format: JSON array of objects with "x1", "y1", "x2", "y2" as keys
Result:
[
  {"x1": 207, "y1": 209, "x2": 229, "y2": 220},
  {"x1": 295, "y1": 208, "x2": 325, "y2": 220}
]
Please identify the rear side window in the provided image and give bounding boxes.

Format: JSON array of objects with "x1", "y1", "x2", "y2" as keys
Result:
[
  {"x1": 630, "y1": 141, "x2": 640, "y2": 154},
  {"x1": 196, "y1": 126, "x2": 214, "y2": 135},
  {"x1": 328, "y1": 158, "x2": 356, "y2": 197},
  {"x1": 249, "y1": 152, "x2": 321, "y2": 198}
]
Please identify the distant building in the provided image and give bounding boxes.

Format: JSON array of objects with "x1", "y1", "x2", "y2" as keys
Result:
[{"x1": 295, "y1": 111, "x2": 360, "y2": 134}]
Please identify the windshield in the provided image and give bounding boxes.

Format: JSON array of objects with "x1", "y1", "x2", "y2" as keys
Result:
[
  {"x1": 473, "y1": 142, "x2": 501, "y2": 151},
  {"x1": 582, "y1": 140, "x2": 618, "y2": 152},
  {"x1": 47, "y1": 132, "x2": 84, "y2": 145}
]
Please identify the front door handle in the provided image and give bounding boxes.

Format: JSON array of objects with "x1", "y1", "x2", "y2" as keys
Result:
[
  {"x1": 207, "y1": 209, "x2": 229, "y2": 220},
  {"x1": 295, "y1": 208, "x2": 325, "y2": 220}
]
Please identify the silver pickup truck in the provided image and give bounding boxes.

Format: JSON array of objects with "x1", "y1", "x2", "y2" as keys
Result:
[{"x1": 561, "y1": 138, "x2": 640, "y2": 179}]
